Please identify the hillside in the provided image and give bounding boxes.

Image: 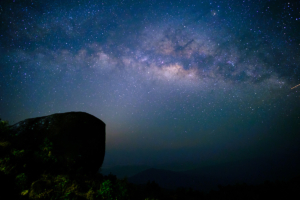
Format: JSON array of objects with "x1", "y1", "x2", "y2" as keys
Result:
[{"x1": 1, "y1": 119, "x2": 300, "y2": 199}]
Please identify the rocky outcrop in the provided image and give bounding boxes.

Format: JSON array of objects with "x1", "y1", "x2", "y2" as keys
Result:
[{"x1": 7, "y1": 111, "x2": 106, "y2": 176}]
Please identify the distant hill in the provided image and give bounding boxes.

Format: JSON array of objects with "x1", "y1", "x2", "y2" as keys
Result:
[
  {"x1": 100, "y1": 165, "x2": 150, "y2": 179},
  {"x1": 119, "y1": 154, "x2": 300, "y2": 193},
  {"x1": 183, "y1": 155, "x2": 300, "y2": 186},
  {"x1": 100, "y1": 153, "x2": 300, "y2": 193},
  {"x1": 127, "y1": 168, "x2": 216, "y2": 192}
]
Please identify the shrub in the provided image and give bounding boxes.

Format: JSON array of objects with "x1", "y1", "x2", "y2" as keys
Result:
[
  {"x1": 0, "y1": 119, "x2": 10, "y2": 132},
  {"x1": 0, "y1": 119, "x2": 11, "y2": 141},
  {"x1": 15, "y1": 172, "x2": 28, "y2": 190},
  {"x1": 96, "y1": 179, "x2": 113, "y2": 199},
  {"x1": 34, "y1": 137, "x2": 58, "y2": 164}
]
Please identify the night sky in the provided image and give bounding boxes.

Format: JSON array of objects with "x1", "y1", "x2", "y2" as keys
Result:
[{"x1": 1, "y1": 0, "x2": 300, "y2": 171}]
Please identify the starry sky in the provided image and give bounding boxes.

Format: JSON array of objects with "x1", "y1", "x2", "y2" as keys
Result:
[{"x1": 1, "y1": 0, "x2": 300, "y2": 170}]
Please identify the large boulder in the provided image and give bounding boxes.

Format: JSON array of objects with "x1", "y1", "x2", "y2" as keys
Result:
[{"x1": 6, "y1": 111, "x2": 105, "y2": 176}]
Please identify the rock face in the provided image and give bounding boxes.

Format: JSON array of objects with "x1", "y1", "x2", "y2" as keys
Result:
[{"x1": 8, "y1": 111, "x2": 105, "y2": 176}]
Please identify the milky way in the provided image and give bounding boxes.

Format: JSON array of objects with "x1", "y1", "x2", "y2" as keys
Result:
[{"x1": 1, "y1": 0, "x2": 300, "y2": 167}]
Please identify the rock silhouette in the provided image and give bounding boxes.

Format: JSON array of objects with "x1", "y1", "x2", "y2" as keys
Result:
[{"x1": 7, "y1": 111, "x2": 106, "y2": 176}]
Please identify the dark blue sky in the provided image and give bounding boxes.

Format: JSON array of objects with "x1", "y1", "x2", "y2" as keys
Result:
[{"x1": 1, "y1": 0, "x2": 300, "y2": 169}]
